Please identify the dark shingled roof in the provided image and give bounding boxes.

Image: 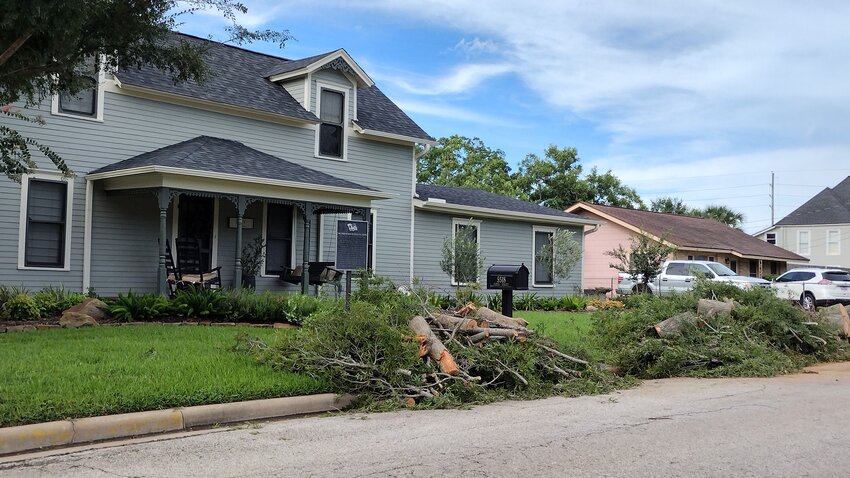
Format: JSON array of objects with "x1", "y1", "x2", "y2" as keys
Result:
[
  {"x1": 416, "y1": 184, "x2": 587, "y2": 220},
  {"x1": 575, "y1": 203, "x2": 807, "y2": 261},
  {"x1": 90, "y1": 136, "x2": 374, "y2": 191},
  {"x1": 776, "y1": 176, "x2": 850, "y2": 226},
  {"x1": 116, "y1": 33, "x2": 432, "y2": 142}
]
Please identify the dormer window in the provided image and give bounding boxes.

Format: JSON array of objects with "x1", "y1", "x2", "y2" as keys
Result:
[
  {"x1": 317, "y1": 87, "x2": 345, "y2": 159},
  {"x1": 52, "y1": 56, "x2": 104, "y2": 121}
]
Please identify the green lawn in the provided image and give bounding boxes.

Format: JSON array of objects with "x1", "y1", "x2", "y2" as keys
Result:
[
  {"x1": 519, "y1": 311, "x2": 594, "y2": 350},
  {"x1": 0, "y1": 325, "x2": 327, "y2": 427}
]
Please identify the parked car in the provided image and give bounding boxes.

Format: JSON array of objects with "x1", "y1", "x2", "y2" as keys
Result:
[
  {"x1": 771, "y1": 268, "x2": 850, "y2": 311},
  {"x1": 616, "y1": 272, "x2": 644, "y2": 295},
  {"x1": 651, "y1": 260, "x2": 770, "y2": 296}
]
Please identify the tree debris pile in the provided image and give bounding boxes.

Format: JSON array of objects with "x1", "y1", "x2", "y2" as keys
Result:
[
  {"x1": 596, "y1": 281, "x2": 850, "y2": 379},
  {"x1": 260, "y1": 276, "x2": 626, "y2": 407}
]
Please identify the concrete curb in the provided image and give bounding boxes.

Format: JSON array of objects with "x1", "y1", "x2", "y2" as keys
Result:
[{"x1": 0, "y1": 393, "x2": 352, "y2": 456}]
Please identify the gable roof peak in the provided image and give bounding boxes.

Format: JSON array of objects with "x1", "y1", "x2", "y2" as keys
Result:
[{"x1": 265, "y1": 48, "x2": 373, "y2": 87}]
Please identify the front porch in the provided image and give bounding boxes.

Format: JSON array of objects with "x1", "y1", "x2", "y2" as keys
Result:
[{"x1": 83, "y1": 136, "x2": 390, "y2": 296}]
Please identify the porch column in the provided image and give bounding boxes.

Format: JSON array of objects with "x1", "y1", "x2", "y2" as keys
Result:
[
  {"x1": 301, "y1": 202, "x2": 314, "y2": 295},
  {"x1": 234, "y1": 195, "x2": 246, "y2": 289},
  {"x1": 156, "y1": 187, "x2": 171, "y2": 296}
]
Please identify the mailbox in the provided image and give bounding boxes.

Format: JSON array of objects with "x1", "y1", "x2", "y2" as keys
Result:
[
  {"x1": 486, "y1": 264, "x2": 530, "y2": 317},
  {"x1": 486, "y1": 264, "x2": 530, "y2": 291}
]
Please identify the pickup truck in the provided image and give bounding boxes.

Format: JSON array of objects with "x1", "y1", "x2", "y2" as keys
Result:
[{"x1": 621, "y1": 260, "x2": 771, "y2": 296}]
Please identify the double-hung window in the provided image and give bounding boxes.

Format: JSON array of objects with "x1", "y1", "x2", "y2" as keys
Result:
[
  {"x1": 797, "y1": 230, "x2": 811, "y2": 255},
  {"x1": 264, "y1": 204, "x2": 294, "y2": 275},
  {"x1": 827, "y1": 230, "x2": 840, "y2": 255},
  {"x1": 23, "y1": 179, "x2": 69, "y2": 268},
  {"x1": 533, "y1": 228, "x2": 554, "y2": 287},
  {"x1": 318, "y1": 89, "x2": 344, "y2": 158},
  {"x1": 451, "y1": 219, "x2": 480, "y2": 285},
  {"x1": 57, "y1": 57, "x2": 100, "y2": 118}
]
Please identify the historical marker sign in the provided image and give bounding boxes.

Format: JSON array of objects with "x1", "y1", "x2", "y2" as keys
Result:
[{"x1": 336, "y1": 220, "x2": 369, "y2": 270}]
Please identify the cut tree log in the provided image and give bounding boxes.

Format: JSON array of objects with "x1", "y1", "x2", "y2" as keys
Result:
[
  {"x1": 409, "y1": 315, "x2": 460, "y2": 376},
  {"x1": 652, "y1": 311, "x2": 705, "y2": 337},
  {"x1": 456, "y1": 302, "x2": 478, "y2": 317},
  {"x1": 432, "y1": 313, "x2": 478, "y2": 332},
  {"x1": 474, "y1": 307, "x2": 529, "y2": 328},
  {"x1": 817, "y1": 304, "x2": 850, "y2": 338},
  {"x1": 697, "y1": 298, "x2": 734, "y2": 317}
]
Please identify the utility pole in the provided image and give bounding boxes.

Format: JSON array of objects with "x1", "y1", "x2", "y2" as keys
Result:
[{"x1": 770, "y1": 171, "x2": 775, "y2": 226}]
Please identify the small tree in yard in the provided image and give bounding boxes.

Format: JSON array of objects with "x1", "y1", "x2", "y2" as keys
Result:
[
  {"x1": 440, "y1": 221, "x2": 485, "y2": 300},
  {"x1": 536, "y1": 229, "x2": 582, "y2": 284},
  {"x1": 605, "y1": 232, "x2": 676, "y2": 293}
]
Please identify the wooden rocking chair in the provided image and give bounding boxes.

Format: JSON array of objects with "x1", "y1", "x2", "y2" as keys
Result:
[{"x1": 174, "y1": 237, "x2": 222, "y2": 290}]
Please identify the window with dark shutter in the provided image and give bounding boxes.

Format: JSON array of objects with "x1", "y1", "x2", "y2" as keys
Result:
[
  {"x1": 25, "y1": 180, "x2": 67, "y2": 267},
  {"x1": 318, "y1": 89, "x2": 344, "y2": 157},
  {"x1": 265, "y1": 204, "x2": 294, "y2": 275}
]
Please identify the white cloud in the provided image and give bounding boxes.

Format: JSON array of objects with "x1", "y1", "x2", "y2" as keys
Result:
[
  {"x1": 393, "y1": 99, "x2": 524, "y2": 128},
  {"x1": 453, "y1": 37, "x2": 500, "y2": 55},
  {"x1": 371, "y1": 63, "x2": 514, "y2": 96}
]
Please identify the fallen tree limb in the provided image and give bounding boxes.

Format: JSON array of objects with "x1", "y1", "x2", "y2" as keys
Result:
[
  {"x1": 474, "y1": 307, "x2": 529, "y2": 328},
  {"x1": 817, "y1": 304, "x2": 850, "y2": 338},
  {"x1": 536, "y1": 343, "x2": 589, "y2": 366},
  {"x1": 432, "y1": 312, "x2": 478, "y2": 331},
  {"x1": 697, "y1": 298, "x2": 734, "y2": 317},
  {"x1": 653, "y1": 311, "x2": 705, "y2": 337},
  {"x1": 409, "y1": 315, "x2": 460, "y2": 376}
]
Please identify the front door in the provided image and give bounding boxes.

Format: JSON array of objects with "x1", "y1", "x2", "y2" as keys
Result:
[{"x1": 177, "y1": 196, "x2": 215, "y2": 270}]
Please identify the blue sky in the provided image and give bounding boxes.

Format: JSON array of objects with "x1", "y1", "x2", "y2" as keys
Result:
[{"x1": 179, "y1": 1, "x2": 850, "y2": 233}]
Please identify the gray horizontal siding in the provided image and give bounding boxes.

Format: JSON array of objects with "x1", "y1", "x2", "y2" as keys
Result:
[
  {"x1": 1, "y1": 84, "x2": 414, "y2": 293},
  {"x1": 413, "y1": 210, "x2": 584, "y2": 298}
]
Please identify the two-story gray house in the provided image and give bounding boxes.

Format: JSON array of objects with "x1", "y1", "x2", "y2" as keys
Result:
[{"x1": 3, "y1": 34, "x2": 596, "y2": 297}]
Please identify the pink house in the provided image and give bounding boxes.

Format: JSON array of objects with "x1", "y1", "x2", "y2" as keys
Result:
[{"x1": 566, "y1": 202, "x2": 807, "y2": 292}]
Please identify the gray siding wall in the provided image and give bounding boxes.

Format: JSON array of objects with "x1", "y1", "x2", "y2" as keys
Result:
[
  {"x1": 281, "y1": 79, "x2": 306, "y2": 109},
  {"x1": 310, "y1": 69, "x2": 355, "y2": 121},
  {"x1": 2, "y1": 86, "x2": 414, "y2": 295},
  {"x1": 413, "y1": 210, "x2": 584, "y2": 298}
]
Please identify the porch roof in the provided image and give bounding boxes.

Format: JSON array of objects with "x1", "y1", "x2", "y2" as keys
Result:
[{"x1": 87, "y1": 136, "x2": 392, "y2": 202}]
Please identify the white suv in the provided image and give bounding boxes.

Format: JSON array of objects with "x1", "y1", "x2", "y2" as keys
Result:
[{"x1": 771, "y1": 268, "x2": 850, "y2": 311}]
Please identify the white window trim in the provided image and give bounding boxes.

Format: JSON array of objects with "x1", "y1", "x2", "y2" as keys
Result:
[
  {"x1": 18, "y1": 172, "x2": 74, "y2": 271},
  {"x1": 261, "y1": 202, "x2": 298, "y2": 278},
  {"x1": 51, "y1": 66, "x2": 106, "y2": 122},
  {"x1": 766, "y1": 232, "x2": 777, "y2": 245},
  {"x1": 313, "y1": 81, "x2": 349, "y2": 162},
  {"x1": 532, "y1": 226, "x2": 556, "y2": 288},
  {"x1": 370, "y1": 209, "x2": 378, "y2": 272},
  {"x1": 827, "y1": 229, "x2": 841, "y2": 256},
  {"x1": 450, "y1": 217, "x2": 482, "y2": 286},
  {"x1": 797, "y1": 230, "x2": 811, "y2": 255}
]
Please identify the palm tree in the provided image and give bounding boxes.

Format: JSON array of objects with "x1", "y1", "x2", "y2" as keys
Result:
[{"x1": 695, "y1": 205, "x2": 745, "y2": 228}]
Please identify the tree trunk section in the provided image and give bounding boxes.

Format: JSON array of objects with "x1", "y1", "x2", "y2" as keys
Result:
[
  {"x1": 653, "y1": 311, "x2": 705, "y2": 337},
  {"x1": 409, "y1": 315, "x2": 460, "y2": 375},
  {"x1": 433, "y1": 313, "x2": 478, "y2": 331},
  {"x1": 817, "y1": 304, "x2": 850, "y2": 338},
  {"x1": 475, "y1": 307, "x2": 529, "y2": 328},
  {"x1": 697, "y1": 299, "x2": 734, "y2": 317}
]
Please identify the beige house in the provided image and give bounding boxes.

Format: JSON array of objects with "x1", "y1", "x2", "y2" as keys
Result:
[
  {"x1": 755, "y1": 177, "x2": 850, "y2": 268},
  {"x1": 567, "y1": 202, "x2": 807, "y2": 291}
]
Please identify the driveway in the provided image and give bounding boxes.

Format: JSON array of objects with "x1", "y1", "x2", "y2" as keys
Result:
[{"x1": 3, "y1": 362, "x2": 849, "y2": 477}]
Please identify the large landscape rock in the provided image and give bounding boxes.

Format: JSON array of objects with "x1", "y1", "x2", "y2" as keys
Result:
[{"x1": 59, "y1": 298, "x2": 108, "y2": 328}]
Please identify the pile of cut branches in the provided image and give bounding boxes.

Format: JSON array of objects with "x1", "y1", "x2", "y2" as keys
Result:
[{"x1": 259, "y1": 276, "x2": 626, "y2": 407}]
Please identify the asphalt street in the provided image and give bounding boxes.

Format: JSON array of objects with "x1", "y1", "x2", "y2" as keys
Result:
[{"x1": 2, "y1": 362, "x2": 848, "y2": 477}]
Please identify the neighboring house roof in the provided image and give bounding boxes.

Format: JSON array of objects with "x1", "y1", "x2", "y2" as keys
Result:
[
  {"x1": 115, "y1": 33, "x2": 432, "y2": 142},
  {"x1": 89, "y1": 136, "x2": 374, "y2": 192},
  {"x1": 567, "y1": 202, "x2": 807, "y2": 262},
  {"x1": 415, "y1": 184, "x2": 600, "y2": 226},
  {"x1": 775, "y1": 176, "x2": 850, "y2": 226}
]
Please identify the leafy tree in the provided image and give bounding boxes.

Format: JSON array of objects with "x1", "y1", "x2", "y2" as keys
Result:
[
  {"x1": 650, "y1": 197, "x2": 744, "y2": 228},
  {"x1": 650, "y1": 196, "x2": 690, "y2": 215},
  {"x1": 536, "y1": 229, "x2": 582, "y2": 284},
  {"x1": 439, "y1": 221, "x2": 485, "y2": 298},
  {"x1": 0, "y1": 0, "x2": 291, "y2": 181},
  {"x1": 515, "y1": 145, "x2": 643, "y2": 210},
  {"x1": 605, "y1": 232, "x2": 677, "y2": 293},
  {"x1": 417, "y1": 135, "x2": 517, "y2": 196}
]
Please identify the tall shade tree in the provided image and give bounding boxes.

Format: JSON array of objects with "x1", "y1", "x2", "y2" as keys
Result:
[
  {"x1": 515, "y1": 145, "x2": 643, "y2": 210},
  {"x1": 0, "y1": 0, "x2": 291, "y2": 181},
  {"x1": 650, "y1": 196, "x2": 690, "y2": 215},
  {"x1": 417, "y1": 135, "x2": 517, "y2": 196}
]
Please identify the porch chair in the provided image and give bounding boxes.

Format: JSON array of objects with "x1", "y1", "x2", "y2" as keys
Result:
[
  {"x1": 280, "y1": 261, "x2": 341, "y2": 287},
  {"x1": 174, "y1": 237, "x2": 222, "y2": 289}
]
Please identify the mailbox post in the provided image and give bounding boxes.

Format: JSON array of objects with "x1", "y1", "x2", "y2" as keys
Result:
[{"x1": 486, "y1": 264, "x2": 530, "y2": 317}]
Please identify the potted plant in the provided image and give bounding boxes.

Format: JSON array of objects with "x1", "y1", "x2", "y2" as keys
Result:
[{"x1": 240, "y1": 237, "x2": 265, "y2": 289}]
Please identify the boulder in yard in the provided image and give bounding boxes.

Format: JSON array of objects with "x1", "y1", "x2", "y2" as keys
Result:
[
  {"x1": 59, "y1": 311, "x2": 99, "y2": 328},
  {"x1": 63, "y1": 298, "x2": 109, "y2": 321}
]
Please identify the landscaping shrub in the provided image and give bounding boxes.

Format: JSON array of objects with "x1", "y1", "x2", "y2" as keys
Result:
[
  {"x1": 4, "y1": 293, "x2": 40, "y2": 321},
  {"x1": 226, "y1": 289, "x2": 333, "y2": 324},
  {"x1": 587, "y1": 299, "x2": 625, "y2": 310},
  {"x1": 0, "y1": 285, "x2": 28, "y2": 311},
  {"x1": 514, "y1": 292, "x2": 540, "y2": 311},
  {"x1": 558, "y1": 295, "x2": 587, "y2": 312},
  {"x1": 591, "y1": 283, "x2": 849, "y2": 379},
  {"x1": 172, "y1": 286, "x2": 231, "y2": 318},
  {"x1": 539, "y1": 296, "x2": 560, "y2": 311},
  {"x1": 108, "y1": 291, "x2": 170, "y2": 322},
  {"x1": 281, "y1": 293, "x2": 326, "y2": 324},
  {"x1": 485, "y1": 293, "x2": 501, "y2": 311},
  {"x1": 32, "y1": 286, "x2": 86, "y2": 317}
]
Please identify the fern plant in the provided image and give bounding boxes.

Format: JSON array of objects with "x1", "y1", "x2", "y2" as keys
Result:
[
  {"x1": 172, "y1": 286, "x2": 231, "y2": 318},
  {"x1": 109, "y1": 291, "x2": 169, "y2": 322}
]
